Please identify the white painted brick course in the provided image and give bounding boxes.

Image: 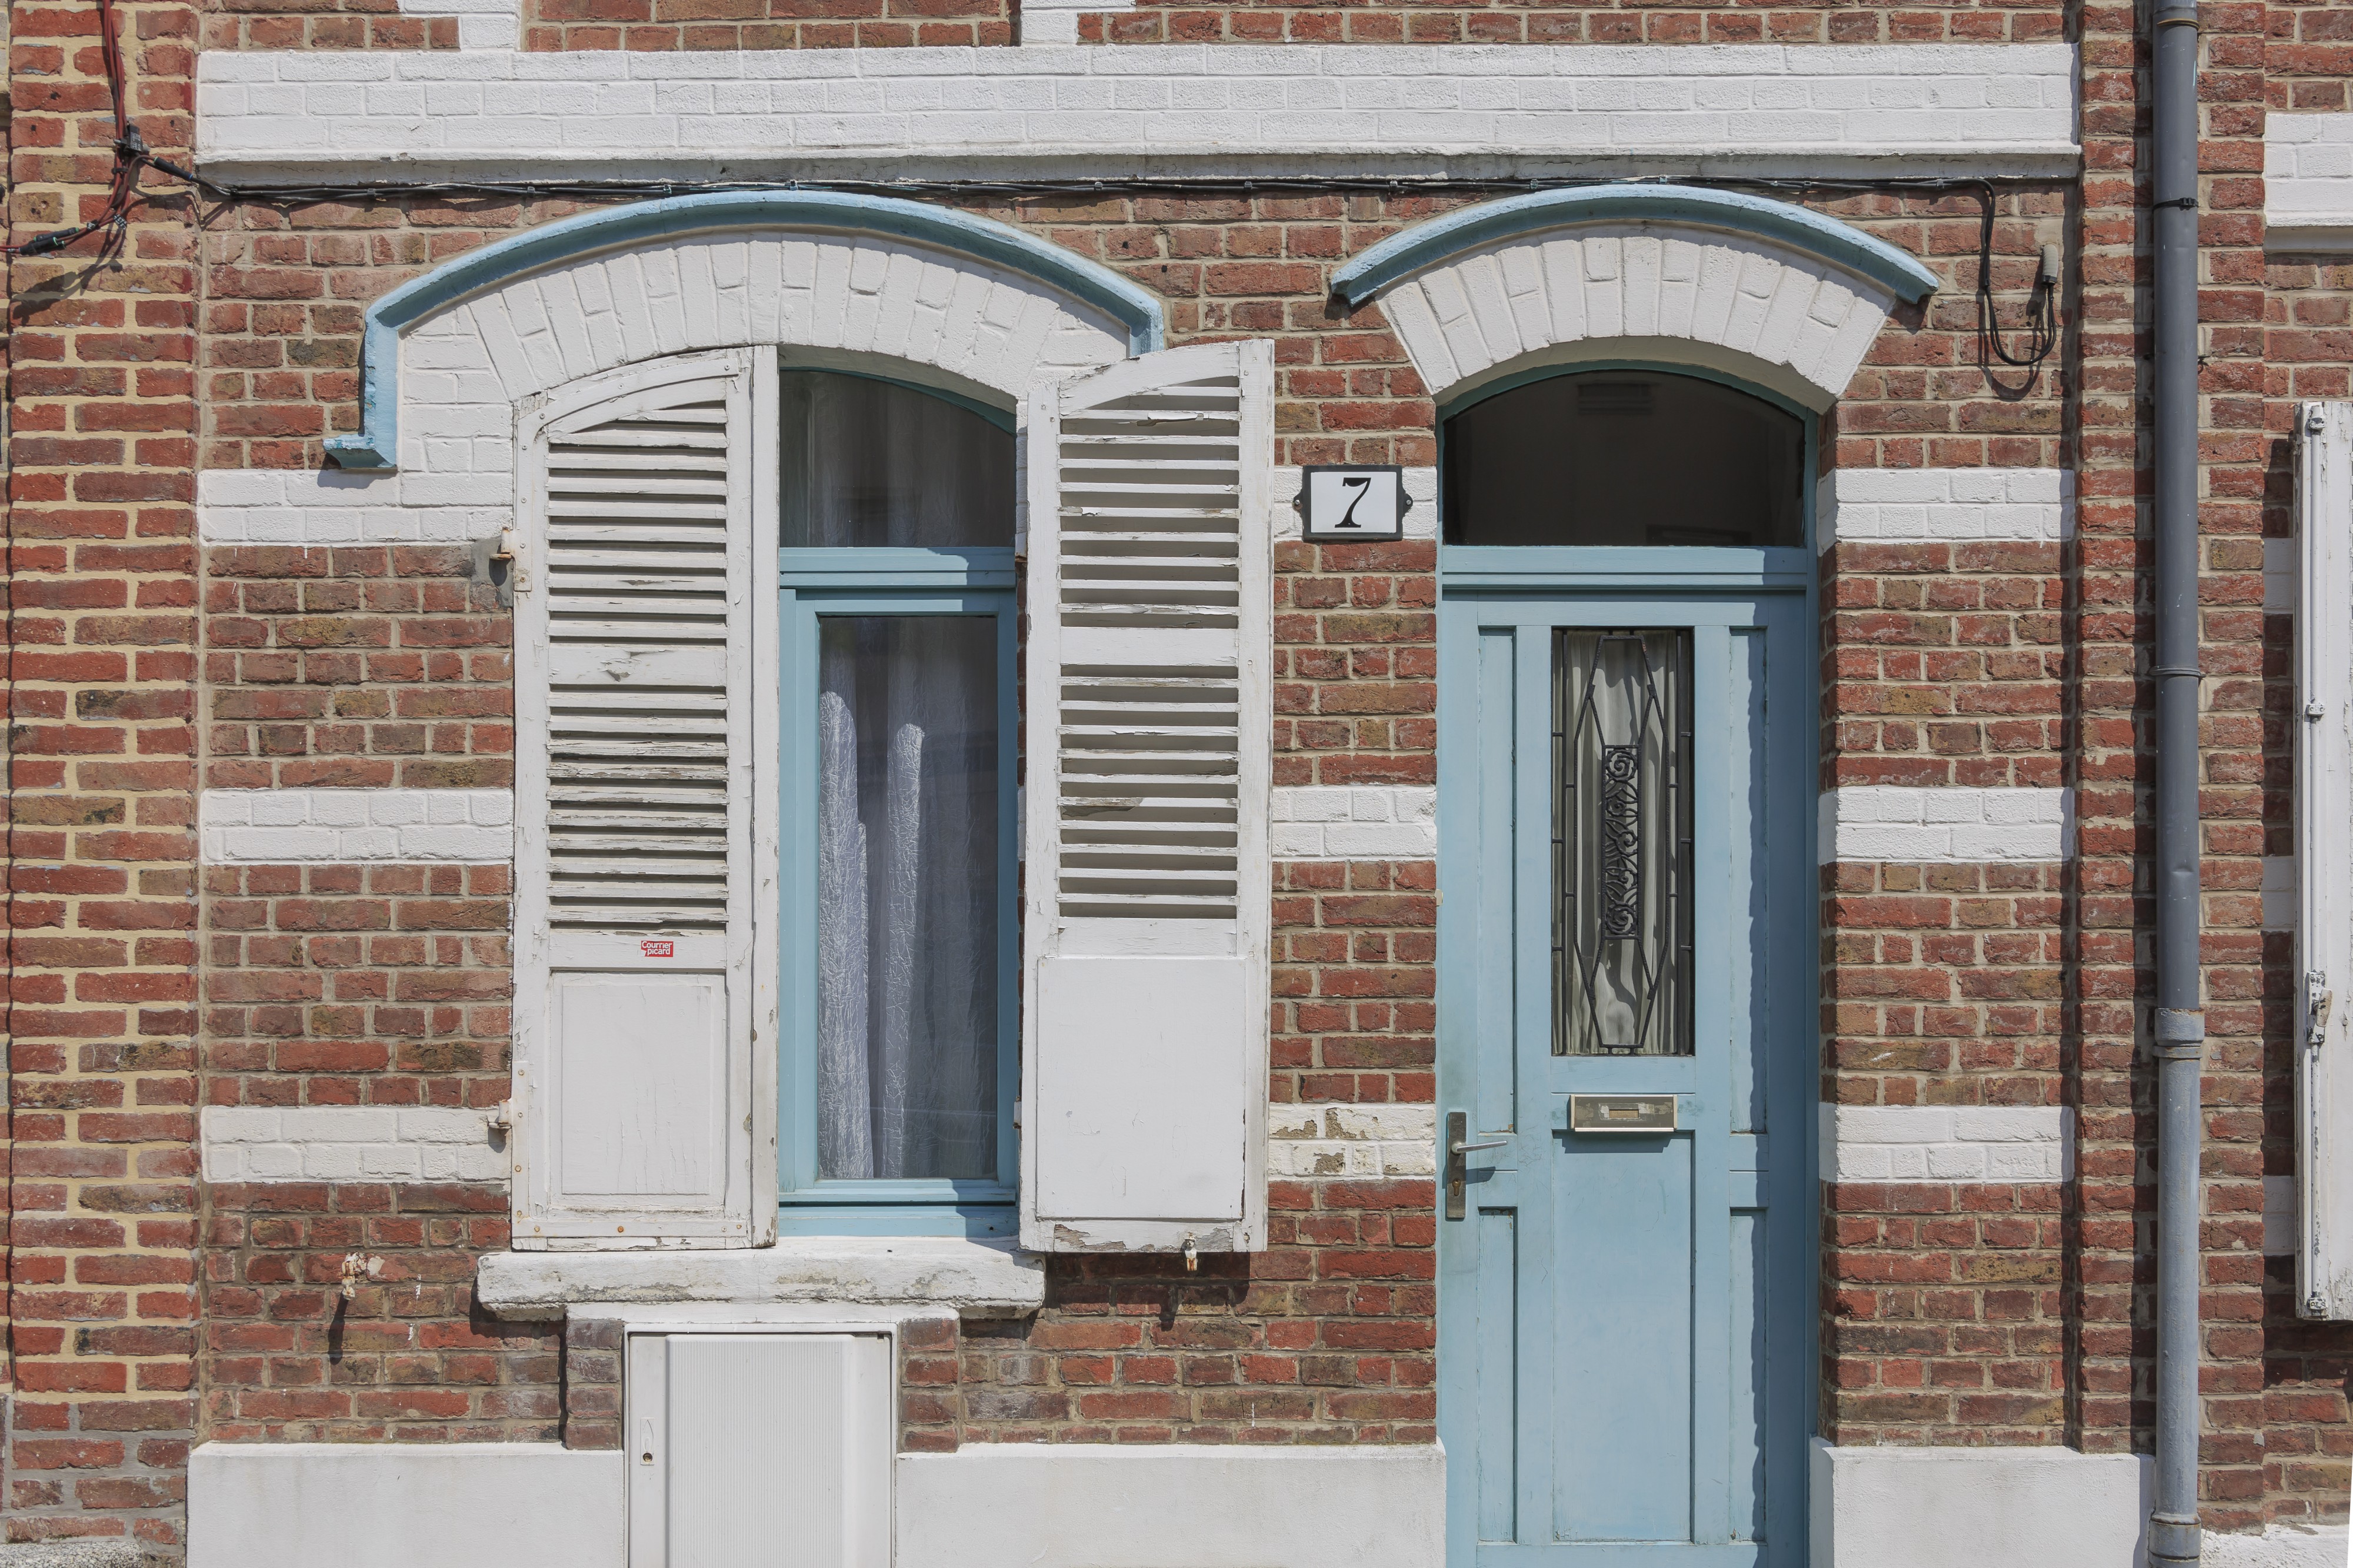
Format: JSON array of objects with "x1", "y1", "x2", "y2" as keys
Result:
[
  {"x1": 1818, "y1": 785, "x2": 2073, "y2": 865},
  {"x1": 1818, "y1": 1102, "x2": 2072, "y2": 1183},
  {"x1": 1268, "y1": 1103, "x2": 1437, "y2": 1178},
  {"x1": 195, "y1": 45, "x2": 2079, "y2": 181},
  {"x1": 198, "y1": 469, "x2": 505, "y2": 545},
  {"x1": 202, "y1": 1105, "x2": 508, "y2": 1183},
  {"x1": 201, "y1": 789, "x2": 515, "y2": 864},
  {"x1": 1818, "y1": 467, "x2": 2074, "y2": 550},
  {"x1": 2267, "y1": 112, "x2": 2353, "y2": 250},
  {"x1": 1271, "y1": 787, "x2": 1437, "y2": 862}
]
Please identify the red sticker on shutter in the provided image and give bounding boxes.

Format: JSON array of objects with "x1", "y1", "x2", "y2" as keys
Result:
[{"x1": 641, "y1": 940, "x2": 674, "y2": 958}]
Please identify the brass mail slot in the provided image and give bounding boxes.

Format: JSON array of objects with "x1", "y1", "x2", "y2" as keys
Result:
[{"x1": 1568, "y1": 1094, "x2": 1677, "y2": 1133}]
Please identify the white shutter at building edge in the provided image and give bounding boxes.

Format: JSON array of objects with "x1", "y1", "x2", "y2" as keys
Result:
[
  {"x1": 2297, "y1": 399, "x2": 2353, "y2": 1316},
  {"x1": 511, "y1": 347, "x2": 780, "y2": 1249},
  {"x1": 1021, "y1": 339, "x2": 1276, "y2": 1254}
]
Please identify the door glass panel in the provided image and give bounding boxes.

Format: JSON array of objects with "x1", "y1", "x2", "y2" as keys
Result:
[
  {"x1": 781, "y1": 371, "x2": 1014, "y2": 549},
  {"x1": 815, "y1": 615, "x2": 999, "y2": 1179},
  {"x1": 1554, "y1": 628, "x2": 1693, "y2": 1056}
]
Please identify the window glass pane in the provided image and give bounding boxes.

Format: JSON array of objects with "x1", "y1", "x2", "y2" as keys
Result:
[
  {"x1": 1444, "y1": 371, "x2": 1804, "y2": 547},
  {"x1": 781, "y1": 372, "x2": 1014, "y2": 549},
  {"x1": 816, "y1": 615, "x2": 1000, "y2": 1180},
  {"x1": 1554, "y1": 629, "x2": 1693, "y2": 1057}
]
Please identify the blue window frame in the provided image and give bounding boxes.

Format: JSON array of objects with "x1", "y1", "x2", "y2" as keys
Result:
[
  {"x1": 774, "y1": 369, "x2": 1021, "y2": 1238},
  {"x1": 778, "y1": 556, "x2": 1018, "y2": 1236}
]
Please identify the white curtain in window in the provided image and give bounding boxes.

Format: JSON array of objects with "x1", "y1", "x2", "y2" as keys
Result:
[{"x1": 816, "y1": 616, "x2": 998, "y2": 1181}]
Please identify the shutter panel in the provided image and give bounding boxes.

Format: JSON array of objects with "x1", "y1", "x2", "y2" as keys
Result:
[
  {"x1": 2298, "y1": 401, "x2": 2353, "y2": 1315},
  {"x1": 512, "y1": 348, "x2": 779, "y2": 1249},
  {"x1": 1020, "y1": 340, "x2": 1274, "y2": 1253}
]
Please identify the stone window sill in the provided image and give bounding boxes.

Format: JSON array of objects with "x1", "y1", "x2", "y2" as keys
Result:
[{"x1": 475, "y1": 1237, "x2": 1045, "y2": 1320}]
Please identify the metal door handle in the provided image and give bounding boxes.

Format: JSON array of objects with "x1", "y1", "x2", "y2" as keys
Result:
[{"x1": 1445, "y1": 1111, "x2": 1507, "y2": 1221}]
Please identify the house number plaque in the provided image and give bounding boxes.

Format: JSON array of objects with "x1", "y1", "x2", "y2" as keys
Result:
[{"x1": 1300, "y1": 465, "x2": 1407, "y2": 541}]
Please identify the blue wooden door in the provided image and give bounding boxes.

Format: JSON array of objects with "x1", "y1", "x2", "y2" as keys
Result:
[{"x1": 1438, "y1": 590, "x2": 1811, "y2": 1567}]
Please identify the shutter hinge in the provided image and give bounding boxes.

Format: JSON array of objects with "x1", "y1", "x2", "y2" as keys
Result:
[
  {"x1": 494, "y1": 528, "x2": 528, "y2": 593},
  {"x1": 476, "y1": 529, "x2": 527, "y2": 605},
  {"x1": 2310, "y1": 972, "x2": 2335, "y2": 1048},
  {"x1": 488, "y1": 1100, "x2": 513, "y2": 1134}
]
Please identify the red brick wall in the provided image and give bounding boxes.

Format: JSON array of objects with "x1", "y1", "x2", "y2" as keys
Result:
[
  {"x1": 1079, "y1": 0, "x2": 2060, "y2": 45},
  {"x1": 199, "y1": 1180, "x2": 555, "y2": 1441},
  {"x1": 182, "y1": 189, "x2": 2074, "y2": 1470},
  {"x1": 7, "y1": 0, "x2": 204, "y2": 1540},
  {"x1": 201, "y1": 543, "x2": 512, "y2": 793},
  {"x1": 199, "y1": 189, "x2": 2064, "y2": 473},
  {"x1": 519, "y1": 0, "x2": 1011, "y2": 51},
  {"x1": 195, "y1": 0, "x2": 2063, "y2": 52}
]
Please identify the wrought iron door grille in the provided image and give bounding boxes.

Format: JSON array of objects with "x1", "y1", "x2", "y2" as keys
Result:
[{"x1": 1553, "y1": 629, "x2": 1695, "y2": 1057}]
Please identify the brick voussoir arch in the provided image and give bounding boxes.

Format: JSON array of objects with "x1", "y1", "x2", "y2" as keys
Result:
[
  {"x1": 1331, "y1": 185, "x2": 1938, "y2": 409},
  {"x1": 328, "y1": 188, "x2": 1164, "y2": 474}
]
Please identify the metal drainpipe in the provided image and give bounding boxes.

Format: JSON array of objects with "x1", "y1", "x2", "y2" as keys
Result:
[{"x1": 2149, "y1": 0, "x2": 2205, "y2": 1557}]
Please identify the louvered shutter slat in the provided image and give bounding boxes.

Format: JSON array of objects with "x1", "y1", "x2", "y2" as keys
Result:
[
  {"x1": 512, "y1": 347, "x2": 779, "y2": 1250},
  {"x1": 1021, "y1": 341, "x2": 1274, "y2": 1255}
]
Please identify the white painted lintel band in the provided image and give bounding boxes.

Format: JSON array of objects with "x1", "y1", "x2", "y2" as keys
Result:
[
  {"x1": 1272, "y1": 787, "x2": 1435, "y2": 863},
  {"x1": 201, "y1": 788, "x2": 515, "y2": 864},
  {"x1": 1819, "y1": 467, "x2": 2074, "y2": 551},
  {"x1": 1819, "y1": 785, "x2": 2073, "y2": 865},
  {"x1": 202, "y1": 1105, "x2": 506, "y2": 1183},
  {"x1": 2267, "y1": 112, "x2": 2353, "y2": 252},
  {"x1": 196, "y1": 44, "x2": 2081, "y2": 183},
  {"x1": 1819, "y1": 1102, "x2": 2072, "y2": 1183}
]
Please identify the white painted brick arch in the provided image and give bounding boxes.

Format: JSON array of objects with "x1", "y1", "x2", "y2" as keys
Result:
[
  {"x1": 396, "y1": 227, "x2": 1129, "y2": 491},
  {"x1": 1378, "y1": 223, "x2": 1899, "y2": 409}
]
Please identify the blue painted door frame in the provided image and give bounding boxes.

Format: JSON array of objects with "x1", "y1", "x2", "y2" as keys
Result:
[{"x1": 1437, "y1": 556, "x2": 1815, "y2": 1567}]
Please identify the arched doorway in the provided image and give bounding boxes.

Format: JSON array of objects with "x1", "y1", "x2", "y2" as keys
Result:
[{"x1": 1436, "y1": 363, "x2": 1817, "y2": 1567}]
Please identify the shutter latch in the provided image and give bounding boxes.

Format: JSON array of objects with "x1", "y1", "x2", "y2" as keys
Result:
[{"x1": 2310, "y1": 971, "x2": 2334, "y2": 1048}]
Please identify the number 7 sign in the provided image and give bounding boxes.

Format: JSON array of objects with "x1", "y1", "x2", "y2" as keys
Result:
[{"x1": 1301, "y1": 465, "x2": 1407, "y2": 541}]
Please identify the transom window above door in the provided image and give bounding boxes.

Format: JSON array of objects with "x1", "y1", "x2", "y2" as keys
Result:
[{"x1": 1441, "y1": 369, "x2": 1806, "y2": 549}]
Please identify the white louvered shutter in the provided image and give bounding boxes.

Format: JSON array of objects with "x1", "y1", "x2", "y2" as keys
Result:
[
  {"x1": 1021, "y1": 340, "x2": 1274, "y2": 1253},
  {"x1": 2298, "y1": 401, "x2": 2353, "y2": 1315},
  {"x1": 511, "y1": 348, "x2": 779, "y2": 1249}
]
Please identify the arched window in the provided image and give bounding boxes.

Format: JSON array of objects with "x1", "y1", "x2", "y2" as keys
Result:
[
  {"x1": 1442, "y1": 369, "x2": 1805, "y2": 549},
  {"x1": 779, "y1": 370, "x2": 1019, "y2": 1230}
]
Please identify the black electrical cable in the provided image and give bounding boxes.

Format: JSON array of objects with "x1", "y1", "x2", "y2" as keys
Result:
[
  {"x1": 5, "y1": 16, "x2": 2065, "y2": 378},
  {"x1": 1973, "y1": 179, "x2": 2061, "y2": 389},
  {"x1": 4, "y1": 0, "x2": 196, "y2": 261}
]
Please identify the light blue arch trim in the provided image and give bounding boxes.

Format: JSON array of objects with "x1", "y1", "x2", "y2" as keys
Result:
[
  {"x1": 324, "y1": 190, "x2": 1167, "y2": 471},
  {"x1": 1328, "y1": 184, "x2": 1941, "y2": 313}
]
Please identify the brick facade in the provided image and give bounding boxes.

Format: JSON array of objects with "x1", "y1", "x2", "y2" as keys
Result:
[
  {"x1": 4, "y1": 0, "x2": 2352, "y2": 1550},
  {"x1": 6, "y1": 0, "x2": 203, "y2": 1542}
]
